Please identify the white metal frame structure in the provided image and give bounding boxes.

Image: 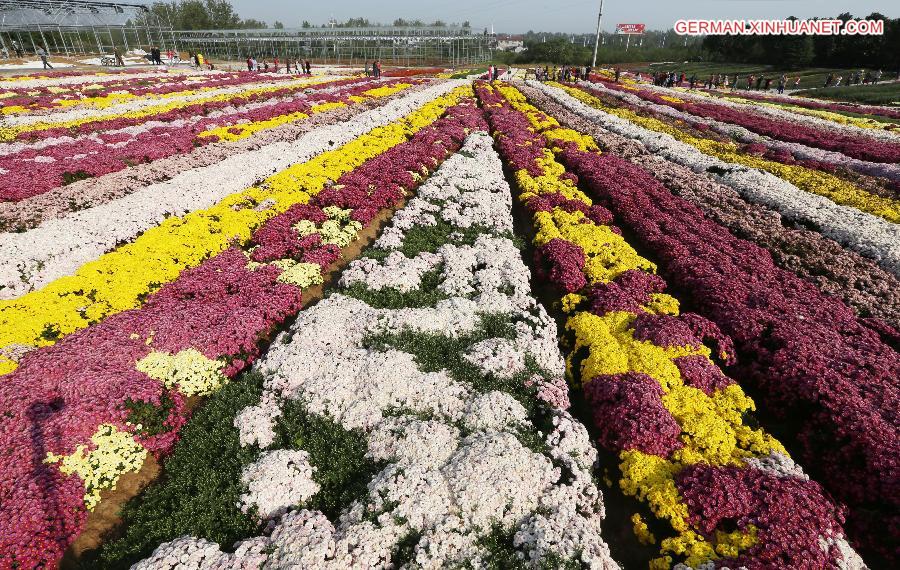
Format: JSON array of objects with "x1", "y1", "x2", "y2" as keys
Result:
[
  {"x1": 175, "y1": 26, "x2": 494, "y2": 66},
  {"x1": 0, "y1": 0, "x2": 176, "y2": 57}
]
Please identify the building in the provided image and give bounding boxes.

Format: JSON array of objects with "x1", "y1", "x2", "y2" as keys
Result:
[{"x1": 495, "y1": 34, "x2": 525, "y2": 53}]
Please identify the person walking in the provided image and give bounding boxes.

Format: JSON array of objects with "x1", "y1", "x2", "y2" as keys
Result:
[
  {"x1": 36, "y1": 45, "x2": 53, "y2": 69},
  {"x1": 824, "y1": 73, "x2": 834, "y2": 88},
  {"x1": 777, "y1": 74, "x2": 786, "y2": 94},
  {"x1": 614, "y1": 67, "x2": 621, "y2": 83},
  {"x1": 764, "y1": 77, "x2": 772, "y2": 91},
  {"x1": 273, "y1": 56, "x2": 279, "y2": 73},
  {"x1": 114, "y1": 47, "x2": 124, "y2": 67},
  {"x1": 247, "y1": 55, "x2": 254, "y2": 71},
  {"x1": 755, "y1": 75, "x2": 764, "y2": 90},
  {"x1": 12, "y1": 40, "x2": 23, "y2": 58},
  {"x1": 689, "y1": 74, "x2": 696, "y2": 89},
  {"x1": 874, "y1": 69, "x2": 883, "y2": 84},
  {"x1": 305, "y1": 60, "x2": 311, "y2": 75}
]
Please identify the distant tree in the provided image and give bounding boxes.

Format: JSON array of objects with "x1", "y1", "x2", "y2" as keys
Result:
[
  {"x1": 177, "y1": 1, "x2": 211, "y2": 29},
  {"x1": 702, "y1": 12, "x2": 898, "y2": 69},
  {"x1": 145, "y1": 0, "x2": 267, "y2": 30},
  {"x1": 301, "y1": 20, "x2": 312, "y2": 28},
  {"x1": 393, "y1": 18, "x2": 409, "y2": 27},
  {"x1": 339, "y1": 17, "x2": 371, "y2": 27},
  {"x1": 431, "y1": 20, "x2": 446, "y2": 27},
  {"x1": 273, "y1": 21, "x2": 284, "y2": 29},
  {"x1": 461, "y1": 20, "x2": 471, "y2": 28},
  {"x1": 783, "y1": 35, "x2": 814, "y2": 69},
  {"x1": 240, "y1": 18, "x2": 268, "y2": 29}
]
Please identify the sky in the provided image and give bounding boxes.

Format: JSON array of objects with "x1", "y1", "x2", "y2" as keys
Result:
[{"x1": 227, "y1": 0, "x2": 898, "y2": 34}]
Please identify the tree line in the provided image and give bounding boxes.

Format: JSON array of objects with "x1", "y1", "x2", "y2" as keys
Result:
[
  {"x1": 143, "y1": 2, "x2": 473, "y2": 31},
  {"x1": 145, "y1": 0, "x2": 269, "y2": 30},
  {"x1": 304, "y1": 17, "x2": 471, "y2": 28},
  {"x1": 701, "y1": 13, "x2": 899, "y2": 70}
]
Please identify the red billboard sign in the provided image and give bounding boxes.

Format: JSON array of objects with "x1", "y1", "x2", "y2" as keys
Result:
[{"x1": 615, "y1": 23, "x2": 646, "y2": 34}]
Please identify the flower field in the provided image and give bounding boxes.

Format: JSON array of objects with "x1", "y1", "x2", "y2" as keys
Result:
[{"x1": 0, "y1": 67, "x2": 896, "y2": 569}]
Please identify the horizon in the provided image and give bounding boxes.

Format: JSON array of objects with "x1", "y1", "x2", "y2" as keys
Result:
[{"x1": 223, "y1": 0, "x2": 899, "y2": 34}]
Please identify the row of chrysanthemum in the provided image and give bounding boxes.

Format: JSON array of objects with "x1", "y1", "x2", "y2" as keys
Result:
[
  {"x1": 572, "y1": 81, "x2": 900, "y2": 223},
  {"x1": 517, "y1": 82, "x2": 900, "y2": 332},
  {"x1": 0, "y1": 85, "x2": 482, "y2": 569},
  {"x1": 0, "y1": 77, "x2": 420, "y2": 201},
  {"x1": 477, "y1": 80, "x2": 865, "y2": 569},
  {"x1": 514, "y1": 80, "x2": 899, "y2": 565},
  {"x1": 103, "y1": 131, "x2": 618, "y2": 569}
]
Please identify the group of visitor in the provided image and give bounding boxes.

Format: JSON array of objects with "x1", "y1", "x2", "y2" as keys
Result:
[
  {"x1": 246, "y1": 56, "x2": 311, "y2": 74},
  {"x1": 650, "y1": 70, "x2": 804, "y2": 94},
  {"x1": 186, "y1": 51, "x2": 214, "y2": 70},
  {"x1": 528, "y1": 65, "x2": 590, "y2": 82},
  {"x1": 824, "y1": 69, "x2": 883, "y2": 87},
  {"x1": 365, "y1": 61, "x2": 383, "y2": 78},
  {"x1": 148, "y1": 47, "x2": 163, "y2": 65}
]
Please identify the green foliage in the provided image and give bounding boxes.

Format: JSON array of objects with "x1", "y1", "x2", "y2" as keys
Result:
[
  {"x1": 61, "y1": 170, "x2": 92, "y2": 186},
  {"x1": 370, "y1": 221, "x2": 509, "y2": 261},
  {"x1": 391, "y1": 528, "x2": 424, "y2": 566},
  {"x1": 95, "y1": 370, "x2": 382, "y2": 568},
  {"x1": 124, "y1": 394, "x2": 176, "y2": 437},
  {"x1": 476, "y1": 524, "x2": 584, "y2": 569},
  {"x1": 362, "y1": 313, "x2": 552, "y2": 422},
  {"x1": 272, "y1": 400, "x2": 383, "y2": 520},
  {"x1": 343, "y1": 268, "x2": 450, "y2": 309},
  {"x1": 94, "y1": 373, "x2": 265, "y2": 568}
]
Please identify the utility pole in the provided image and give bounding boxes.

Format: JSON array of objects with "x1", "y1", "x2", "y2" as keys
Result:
[{"x1": 591, "y1": 0, "x2": 604, "y2": 68}]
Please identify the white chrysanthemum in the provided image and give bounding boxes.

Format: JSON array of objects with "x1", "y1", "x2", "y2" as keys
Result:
[
  {"x1": 239, "y1": 449, "x2": 319, "y2": 520},
  {"x1": 463, "y1": 391, "x2": 529, "y2": 431},
  {"x1": 134, "y1": 132, "x2": 619, "y2": 569},
  {"x1": 340, "y1": 251, "x2": 442, "y2": 292},
  {"x1": 464, "y1": 338, "x2": 528, "y2": 379},
  {"x1": 234, "y1": 392, "x2": 282, "y2": 449},
  {"x1": 367, "y1": 417, "x2": 460, "y2": 466}
]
